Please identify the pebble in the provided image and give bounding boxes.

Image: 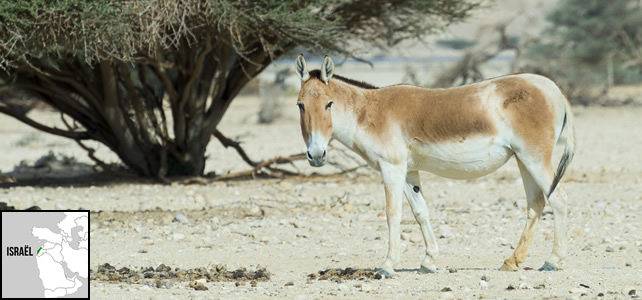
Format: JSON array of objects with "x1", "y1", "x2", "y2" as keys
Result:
[
  {"x1": 481, "y1": 274, "x2": 490, "y2": 282},
  {"x1": 605, "y1": 246, "x2": 614, "y2": 252},
  {"x1": 518, "y1": 282, "x2": 532, "y2": 289},
  {"x1": 284, "y1": 281, "x2": 294, "y2": 286},
  {"x1": 625, "y1": 261, "x2": 632, "y2": 267},
  {"x1": 343, "y1": 203, "x2": 355, "y2": 212},
  {"x1": 173, "y1": 214, "x2": 189, "y2": 224},
  {"x1": 172, "y1": 233, "x2": 185, "y2": 241},
  {"x1": 448, "y1": 268, "x2": 457, "y2": 273}
]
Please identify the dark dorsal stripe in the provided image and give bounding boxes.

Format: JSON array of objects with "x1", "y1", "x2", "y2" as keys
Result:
[{"x1": 308, "y1": 69, "x2": 379, "y2": 90}]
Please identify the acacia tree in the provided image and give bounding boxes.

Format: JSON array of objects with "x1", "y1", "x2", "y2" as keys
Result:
[{"x1": 0, "y1": 0, "x2": 477, "y2": 178}]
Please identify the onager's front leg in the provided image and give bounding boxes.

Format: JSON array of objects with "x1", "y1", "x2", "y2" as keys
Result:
[{"x1": 377, "y1": 161, "x2": 406, "y2": 276}]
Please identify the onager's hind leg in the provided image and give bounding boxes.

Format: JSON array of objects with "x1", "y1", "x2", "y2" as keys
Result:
[
  {"x1": 540, "y1": 185, "x2": 568, "y2": 271},
  {"x1": 403, "y1": 171, "x2": 439, "y2": 273},
  {"x1": 500, "y1": 159, "x2": 545, "y2": 271},
  {"x1": 505, "y1": 155, "x2": 569, "y2": 271}
]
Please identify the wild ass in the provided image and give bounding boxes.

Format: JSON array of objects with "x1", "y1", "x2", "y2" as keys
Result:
[{"x1": 294, "y1": 55, "x2": 575, "y2": 276}]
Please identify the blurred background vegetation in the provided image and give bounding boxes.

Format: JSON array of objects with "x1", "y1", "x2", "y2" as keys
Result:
[{"x1": 0, "y1": 0, "x2": 640, "y2": 180}]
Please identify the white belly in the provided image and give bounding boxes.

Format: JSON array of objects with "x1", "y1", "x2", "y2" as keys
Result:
[{"x1": 408, "y1": 136, "x2": 513, "y2": 179}]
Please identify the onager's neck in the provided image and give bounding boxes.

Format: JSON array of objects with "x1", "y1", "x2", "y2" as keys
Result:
[{"x1": 328, "y1": 79, "x2": 371, "y2": 149}]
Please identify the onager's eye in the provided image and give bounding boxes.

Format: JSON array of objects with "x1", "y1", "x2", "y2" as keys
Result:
[
  {"x1": 325, "y1": 101, "x2": 333, "y2": 111},
  {"x1": 297, "y1": 102, "x2": 304, "y2": 112}
]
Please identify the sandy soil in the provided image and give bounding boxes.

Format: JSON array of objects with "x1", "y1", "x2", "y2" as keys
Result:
[{"x1": 0, "y1": 96, "x2": 641, "y2": 299}]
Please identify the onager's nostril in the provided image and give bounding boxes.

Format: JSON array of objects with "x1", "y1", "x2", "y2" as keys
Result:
[
  {"x1": 307, "y1": 151, "x2": 312, "y2": 160},
  {"x1": 322, "y1": 150, "x2": 327, "y2": 159}
]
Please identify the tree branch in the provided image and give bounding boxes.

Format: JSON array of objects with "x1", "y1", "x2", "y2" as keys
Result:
[
  {"x1": 213, "y1": 129, "x2": 260, "y2": 166},
  {"x1": 0, "y1": 106, "x2": 90, "y2": 140}
]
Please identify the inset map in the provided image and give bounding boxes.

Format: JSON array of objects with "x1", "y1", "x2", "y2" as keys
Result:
[{"x1": 2, "y1": 211, "x2": 89, "y2": 298}]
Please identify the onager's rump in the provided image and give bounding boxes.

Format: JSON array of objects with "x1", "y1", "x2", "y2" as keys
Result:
[{"x1": 295, "y1": 55, "x2": 576, "y2": 275}]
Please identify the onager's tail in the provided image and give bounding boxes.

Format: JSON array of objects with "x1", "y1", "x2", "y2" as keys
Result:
[{"x1": 548, "y1": 100, "x2": 576, "y2": 198}]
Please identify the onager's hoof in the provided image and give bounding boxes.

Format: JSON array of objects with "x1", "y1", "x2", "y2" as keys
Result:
[
  {"x1": 375, "y1": 268, "x2": 395, "y2": 277},
  {"x1": 499, "y1": 262, "x2": 519, "y2": 272},
  {"x1": 538, "y1": 261, "x2": 558, "y2": 272},
  {"x1": 418, "y1": 265, "x2": 437, "y2": 274}
]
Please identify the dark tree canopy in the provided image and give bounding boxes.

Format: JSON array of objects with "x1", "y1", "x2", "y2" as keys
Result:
[{"x1": 0, "y1": 0, "x2": 478, "y2": 178}]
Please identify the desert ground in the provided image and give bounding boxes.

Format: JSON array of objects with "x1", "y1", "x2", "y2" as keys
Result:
[{"x1": 0, "y1": 95, "x2": 640, "y2": 299}]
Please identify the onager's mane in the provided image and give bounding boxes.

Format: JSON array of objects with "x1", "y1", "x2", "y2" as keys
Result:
[{"x1": 308, "y1": 69, "x2": 379, "y2": 90}]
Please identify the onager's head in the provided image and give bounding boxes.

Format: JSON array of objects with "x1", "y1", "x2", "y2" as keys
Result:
[{"x1": 294, "y1": 54, "x2": 335, "y2": 167}]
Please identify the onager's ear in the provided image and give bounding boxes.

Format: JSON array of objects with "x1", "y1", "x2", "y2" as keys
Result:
[
  {"x1": 295, "y1": 54, "x2": 309, "y2": 82},
  {"x1": 321, "y1": 56, "x2": 334, "y2": 84}
]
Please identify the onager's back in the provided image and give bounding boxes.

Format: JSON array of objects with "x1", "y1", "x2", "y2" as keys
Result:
[{"x1": 294, "y1": 55, "x2": 576, "y2": 276}]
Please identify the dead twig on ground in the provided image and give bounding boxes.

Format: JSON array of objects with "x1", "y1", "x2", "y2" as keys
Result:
[{"x1": 211, "y1": 153, "x2": 306, "y2": 181}]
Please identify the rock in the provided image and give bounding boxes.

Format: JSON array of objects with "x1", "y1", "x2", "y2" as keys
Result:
[
  {"x1": 360, "y1": 283, "x2": 373, "y2": 292},
  {"x1": 332, "y1": 211, "x2": 345, "y2": 218},
  {"x1": 439, "y1": 225, "x2": 455, "y2": 238},
  {"x1": 245, "y1": 206, "x2": 261, "y2": 217},
  {"x1": 498, "y1": 197, "x2": 507, "y2": 203},
  {"x1": 605, "y1": 246, "x2": 614, "y2": 252},
  {"x1": 440, "y1": 287, "x2": 452, "y2": 292},
  {"x1": 448, "y1": 268, "x2": 457, "y2": 273},
  {"x1": 155, "y1": 264, "x2": 171, "y2": 272},
  {"x1": 622, "y1": 287, "x2": 636, "y2": 296},
  {"x1": 284, "y1": 281, "x2": 294, "y2": 286},
  {"x1": 481, "y1": 274, "x2": 490, "y2": 282},
  {"x1": 172, "y1": 233, "x2": 185, "y2": 241},
  {"x1": 195, "y1": 278, "x2": 207, "y2": 285},
  {"x1": 173, "y1": 214, "x2": 189, "y2": 224},
  {"x1": 479, "y1": 280, "x2": 488, "y2": 289},
  {"x1": 401, "y1": 233, "x2": 410, "y2": 241},
  {"x1": 507, "y1": 284, "x2": 516, "y2": 290},
  {"x1": 343, "y1": 203, "x2": 355, "y2": 212},
  {"x1": 518, "y1": 282, "x2": 532, "y2": 289},
  {"x1": 625, "y1": 261, "x2": 632, "y2": 267},
  {"x1": 409, "y1": 234, "x2": 423, "y2": 243}
]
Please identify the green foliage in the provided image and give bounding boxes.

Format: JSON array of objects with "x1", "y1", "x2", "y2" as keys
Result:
[{"x1": 525, "y1": 0, "x2": 642, "y2": 87}]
